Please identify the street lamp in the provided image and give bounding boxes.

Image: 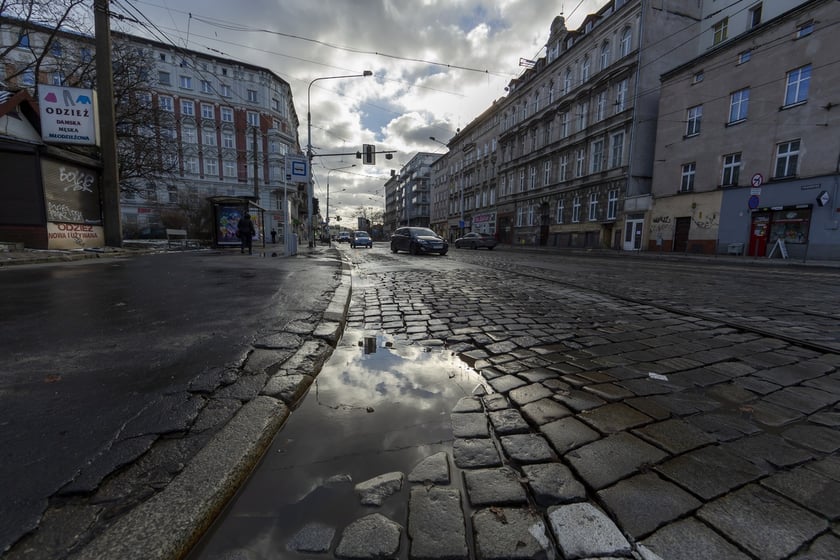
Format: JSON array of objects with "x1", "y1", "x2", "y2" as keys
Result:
[
  {"x1": 326, "y1": 164, "x2": 355, "y2": 245},
  {"x1": 307, "y1": 70, "x2": 373, "y2": 248}
]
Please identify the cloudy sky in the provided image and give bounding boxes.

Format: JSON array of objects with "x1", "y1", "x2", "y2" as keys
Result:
[{"x1": 114, "y1": 0, "x2": 601, "y2": 221}]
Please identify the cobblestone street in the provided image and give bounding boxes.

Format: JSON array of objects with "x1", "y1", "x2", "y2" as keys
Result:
[{"x1": 337, "y1": 248, "x2": 840, "y2": 559}]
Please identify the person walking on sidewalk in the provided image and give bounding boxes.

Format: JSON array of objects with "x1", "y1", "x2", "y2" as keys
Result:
[{"x1": 237, "y1": 213, "x2": 256, "y2": 254}]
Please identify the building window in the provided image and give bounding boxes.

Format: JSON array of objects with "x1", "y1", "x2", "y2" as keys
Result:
[
  {"x1": 607, "y1": 190, "x2": 618, "y2": 220},
  {"x1": 775, "y1": 140, "x2": 800, "y2": 178},
  {"x1": 51, "y1": 41, "x2": 62, "y2": 56},
  {"x1": 519, "y1": 169, "x2": 525, "y2": 192},
  {"x1": 575, "y1": 149, "x2": 585, "y2": 177},
  {"x1": 600, "y1": 41, "x2": 610, "y2": 70},
  {"x1": 560, "y1": 112, "x2": 569, "y2": 138},
  {"x1": 615, "y1": 79, "x2": 628, "y2": 113},
  {"x1": 529, "y1": 166, "x2": 536, "y2": 190},
  {"x1": 543, "y1": 122, "x2": 552, "y2": 145},
  {"x1": 581, "y1": 56, "x2": 591, "y2": 83},
  {"x1": 559, "y1": 154, "x2": 568, "y2": 181},
  {"x1": 610, "y1": 132, "x2": 624, "y2": 168},
  {"x1": 738, "y1": 50, "x2": 752, "y2": 64},
  {"x1": 749, "y1": 4, "x2": 762, "y2": 28},
  {"x1": 572, "y1": 196, "x2": 581, "y2": 223},
  {"x1": 588, "y1": 192, "x2": 598, "y2": 221},
  {"x1": 202, "y1": 129, "x2": 217, "y2": 146},
  {"x1": 693, "y1": 71, "x2": 704, "y2": 84},
  {"x1": 247, "y1": 89, "x2": 258, "y2": 103},
  {"x1": 564, "y1": 68, "x2": 573, "y2": 93},
  {"x1": 686, "y1": 105, "x2": 702, "y2": 136},
  {"x1": 596, "y1": 90, "x2": 607, "y2": 121},
  {"x1": 681, "y1": 162, "x2": 696, "y2": 192},
  {"x1": 201, "y1": 103, "x2": 214, "y2": 120},
  {"x1": 713, "y1": 18, "x2": 728, "y2": 45},
  {"x1": 796, "y1": 21, "x2": 814, "y2": 38},
  {"x1": 51, "y1": 72, "x2": 64, "y2": 86},
  {"x1": 201, "y1": 80, "x2": 213, "y2": 93},
  {"x1": 204, "y1": 157, "x2": 219, "y2": 177},
  {"x1": 158, "y1": 71, "x2": 171, "y2": 86},
  {"x1": 784, "y1": 65, "x2": 811, "y2": 106},
  {"x1": 556, "y1": 199, "x2": 564, "y2": 224},
  {"x1": 167, "y1": 186, "x2": 178, "y2": 204},
  {"x1": 619, "y1": 27, "x2": 632, "y2": 57},
  {"x1": 722, "y1": 153, "x2": 741, "y2": 186},
  {"x1": 543, "y1": 160, "x2": 551, "y2": 185},
  {"x1": 221, "y1": 84, "x2": 232, "y2": 97},
  {"x1": 221, "y1": 107, "x2": 234, "y2": 122},
  {"x1": 247, "y1": 112, "x2": 259, "y2": 127},
  {"x1": 182, "y1": 125, "x2": 196, "y2": 144},
  {"x1": 729, "y1": 88, "x2": 749, "y2": 123},
  {"x1": 159, "y1": 53, "x2": 166, "y2": 62},
  {"x1": 180, "y1": 100, "x2": 194, "y2": 116},
  {"x1": 159, "y1": 95, "x2": 174, "y2": 112},
  {"x1": 591, "y1": 140, "x2": 604, "y2": 173},
  {"x1": 223, "y1": 159, "x2": 236, "y2": 178},
  {"x1": 578, "y1": 101, "x2": 588, "y2": 130},
  {"x1": 18, "y1": 33, "x2": 30, "y2": 48},
  {"x1": 222, "y1": 132, "x2": 235, "y2": 149},
  {"x1": 179, "y1": 75, "x2": 193, "y2": 89},
  {"x1": 81, "y1": 48, "x2": 92, "y2": 63},
  {"x1": 185, "y1": 156, "x2": 199, "y2": 174}
]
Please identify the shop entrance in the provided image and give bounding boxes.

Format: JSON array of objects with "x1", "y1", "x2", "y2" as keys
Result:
[{"x1": 749, "y1": 212, "x2": 770, "y2": 256}]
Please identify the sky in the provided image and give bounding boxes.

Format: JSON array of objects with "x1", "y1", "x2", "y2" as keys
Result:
[{"x1": 113, "y1": 0, "x2": 602, "y2": 223}]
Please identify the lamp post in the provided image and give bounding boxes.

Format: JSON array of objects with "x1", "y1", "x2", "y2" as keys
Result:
[
  {"x1": 430, "y1": 136, "x2": 462, "y2": 236},
  {"x1": 326, "y1": 164, "x2": 355, "y2": 245},
  {"x1": 307, "y1": 70, "x2": 373, "y2": 248}
]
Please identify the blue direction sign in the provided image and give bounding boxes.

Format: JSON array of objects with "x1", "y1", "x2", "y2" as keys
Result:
[{"x1": 286, "y1": 155, "x2": 309, "y2": 183}]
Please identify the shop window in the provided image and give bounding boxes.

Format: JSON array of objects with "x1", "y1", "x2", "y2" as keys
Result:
[{"x1": 770, "y1": 207, "x2": 810, "y2": 245}]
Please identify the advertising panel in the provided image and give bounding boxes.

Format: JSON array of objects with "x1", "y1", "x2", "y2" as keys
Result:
[
  {"x1": 41, "y1": 159, "x2": 104, "y2": 249},
  {"x1": 38, "y1": 85, "x2": 98, "y2": 146}
]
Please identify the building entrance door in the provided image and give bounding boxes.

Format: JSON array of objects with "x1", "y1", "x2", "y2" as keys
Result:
[
  {"x1": 749, "y1": 212, "x2": 771, "y2": 256},
  {"x1": 673, "y1": 217, "x2": 691, "y2": 252},
  {"x1": 623, "y1": 219, "x2": 643, "y2": 250}
]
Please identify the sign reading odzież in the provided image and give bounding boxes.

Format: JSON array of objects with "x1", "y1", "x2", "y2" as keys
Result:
[{"x1": 38, "y1": 85, "x2": 98, "y2": 146}]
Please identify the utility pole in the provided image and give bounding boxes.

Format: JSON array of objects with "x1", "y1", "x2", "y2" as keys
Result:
[{"x1": 94, "y1": 0, "x2": 122, "y2": 246}]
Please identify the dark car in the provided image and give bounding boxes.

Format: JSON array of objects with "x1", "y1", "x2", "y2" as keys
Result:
[
  {"x1": 337, "y1": 232, "x2": 352, "y2": 243},
  {"x1": 390, "y1": 227, "x2": 448, "y2": 255},
  {"x1": 454, "y1": 232, "x2": 498, "y2": 250},
  {"x1": 351, "y1": 231, "x2": 373, "y2": 248}
]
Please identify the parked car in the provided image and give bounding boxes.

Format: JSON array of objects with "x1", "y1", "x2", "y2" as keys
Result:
[
  {"x1": 337, "y1": 231, "x2": 352, "y2": 243},
  {"x1": 390, "y1": 227, "x2": 448, "y2": 255},
  {"x1": 351, "y1": 231, "x2": 373, "y2": 248},
  {"x1": 454, "y1": 232, "x2": 498, "y2": 250}
]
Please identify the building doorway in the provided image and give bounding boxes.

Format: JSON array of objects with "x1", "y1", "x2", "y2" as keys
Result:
[
  {"x1": 673, "y1": 217, "x2": 691, "y2": 252},
  {"x1": 623, "y1": 219, "x2": 643, "y2": 250}
]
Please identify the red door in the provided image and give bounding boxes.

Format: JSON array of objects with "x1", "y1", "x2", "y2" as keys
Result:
[{"x1": 749, "y1": 213, "x2": 770, "y2": 256}]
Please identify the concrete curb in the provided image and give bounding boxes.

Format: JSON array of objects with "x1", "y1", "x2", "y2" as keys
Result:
[{"x1": 71, "y1": 251, "x2": 354, "y2": 560}]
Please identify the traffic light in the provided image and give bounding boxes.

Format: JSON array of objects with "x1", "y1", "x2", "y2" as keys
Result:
[{"x1": 362, "y1": 144, "x2": 375, "y2": 165}]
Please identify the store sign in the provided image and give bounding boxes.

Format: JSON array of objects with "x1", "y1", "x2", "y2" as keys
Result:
[
  {"x1": 39, "y1": 85, "x2": 98, "y2": 146},
  {"x1": 816, "y1": 190, "x2": 830, "y2": 207}
]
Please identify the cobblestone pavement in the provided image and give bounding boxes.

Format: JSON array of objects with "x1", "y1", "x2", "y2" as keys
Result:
[{"x1": 334, "y1": 248, "x2": 840, "y2": 560}]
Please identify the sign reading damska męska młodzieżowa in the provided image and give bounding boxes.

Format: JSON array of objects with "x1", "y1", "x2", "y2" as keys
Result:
[{"x1": 38, "y1": 85, "x2": 98, "y2": 146}]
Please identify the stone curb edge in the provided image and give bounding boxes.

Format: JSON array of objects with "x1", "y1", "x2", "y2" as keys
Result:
[{"x1": 71, "y1": 252, "x2": 353, "y2": 560}]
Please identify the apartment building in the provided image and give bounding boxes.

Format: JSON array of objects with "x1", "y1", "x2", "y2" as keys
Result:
[
  {"x1": 650, "y1": 0, "x2": 839, "y2": 259},
  {"x1": 390, "y1": 152, "x2": 436, "y2": 229},
  {"x1": 493, "y1": 0, "x2": 702, "y2": 250},
  {"x1": 0, "y1": 16, "x2": 302, "y2": 242}
]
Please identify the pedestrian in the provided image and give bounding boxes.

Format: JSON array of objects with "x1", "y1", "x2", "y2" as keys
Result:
[
  {"x1": 237, "y1": 213, "x2": 255, "y2": 254},
  {"x1": 271, "y1": 228, "x2": 277, "y2": 244}
]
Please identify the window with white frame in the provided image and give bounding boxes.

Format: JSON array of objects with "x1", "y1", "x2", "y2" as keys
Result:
[
  {"x1": 519, "y1": 169, "x2": 525, "y2": 192},
  {"x1": 548, "y1": 81, "x2": 555, "y2": 104},
  {"x1": 572, "y1": 196, "x2": 581, "y2": 222},
  {"x1": 588, "y1": 192, "x2": 598, "y2": 221},
  {"x1": 729, "y1": 88, "x2": 749, "y2": 123},
  {"x1": 221, "y1": 84, "x2": 232, "y2": 97},
  {"x1": 158, "y1": 71, "x2": 171, "y2": 86},
  {"x1": 167, "y1": 185, "x2": 178, "y2": 204},
  {"x1": 784, "y1": 65, "x2": 811, "y2": 106},
  {"x1": 680, "y1": 162, "x2": 696, "y2": 192},
  {"x1": 221, "y1": 107, "x2": 234, "y2": 122},
  {"x1": 591, "y1": 140, "x2": 604, "y2": 173},
  {"x1": 796, "y1": 21, "x2": 814, "y2": 38},
  {"x1": 556, "y1": 199, "x2": 564, "y2": 224},
  {"x1": 185, "y1": 156, "x2": 199, "y2": 174},
  {"x1": 204, "y1": 157, "x2": 219, "y2": 177},
  {"x1": 560, "y1": 112, "x2": 569, "y2": 138},
  {"x1": 739, "y1": 50, "x2": 752, "y2": 64},
  {"x1": 247, "y1": 89, "x2": 258, "y2": 103},
  {"x1": 544, "y1": 122, "x2": 552, "y2": 145},
  {"x1": 564, "y1": 68, "x2": 573, "y2": 93},
  {"x1": 516, "y1": 205, "x2": 526, "y2": 226},
  {"x1": 607, "y1": 190, "x2": 618, "y2": 220},
  {"x1": 600, "y1": 41, "x2": 610, "y2": 70},
  {"x1": 500, "y1": 175, "x2": 506, "y2": 196},
  {"x1": 610, "y1": 131, "x2": 624, "y2": 168},
  {"x1": 578, "y1": 101, "x2": 588, "y2": 130},
  {"x1": 722, "y1": 152, "x2": 741, "y2": 186},
  {"x1": 180, "y1": 100, "x2": 194, "y2": 116},
  {"x1": 596, "y1": 91, "x2": 607, "y2": 121},
  {"x1": 201, "y1": 103, "x2": 214, "y2": 120},
  {"x1": 159, "y1": 95, "x2": 174, "y2": 112},
  {"x1": 619, "y1": 27, "x2": 632, "y2": 57},
  {"x1": 686, "y1": 105, "x2": 702, "y2": 136},
  {"x1": 247, "y1": 112, "x2": 259, "y2": 127},
  {"x1": 713, "y1": 18, "x2": 728, "y2": 45},
  {"x1": 179, "y1": 75, "x2": 193, "y2": 89},
  {"x1": 615, "y1": 79, "x2": 628, "y2": 113},
  {"x1": 529, "y1": 166, "x2": 536, "y2": 190},
  {"x1": 749, "y1": 4, "x2": 762, "y2": 28},
  {"x1": 201, "y1": 79, "x2": 212, "y2": 93},
  {"x1": 543, "y1": 160, "x2": 551, "y2": 185},
  {"x1": 202, "y1": 129, "x2": 217, "y2": 146},
  {"x1": 775, "y1": 139, "x2": 800, "y2": 178},
  {"x1": 222, "y1": 132, "x2": 235, "y2": 149},
  {"x1": 182, "y1": 125, "x2": 196, "y2": 144},
  {"x1": 223, "y1": 159, "x2": 236, "y2": 177},
  {"x1": 581, "y1": 56, "x2": 591, "y2": 83},
  {"x1": 576, "y1": 149, "x2": 585, "y2": 177},
  {"x1": 559, "y1": 154, "x2": 568, "y2": 181}
]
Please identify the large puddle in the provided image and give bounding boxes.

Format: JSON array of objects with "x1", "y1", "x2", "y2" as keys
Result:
[{"x1": 188, "y1": 332, "x2": 484, "y2": 559}]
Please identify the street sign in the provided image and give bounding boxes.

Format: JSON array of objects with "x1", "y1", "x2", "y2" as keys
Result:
[
  {"x1": 816, "y1": 190, "x2": 830, "y2": 207},
  {"x1": 748, "y1": 195, "x2": 760, "y2": 209},
  {"x1": 286, "y1": 155, "x2": 309, "y2": 182},
  {"x1": 751, "y1": 173, "x2": 763, "y2": 188}
]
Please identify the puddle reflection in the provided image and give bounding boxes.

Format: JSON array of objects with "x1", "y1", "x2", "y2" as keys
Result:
[{"x1": 188, "y1": 332, "x2": 483, "y2": 560}]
